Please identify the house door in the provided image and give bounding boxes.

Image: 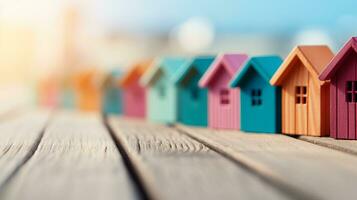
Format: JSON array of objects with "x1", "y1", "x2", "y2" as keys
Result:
[
  {"x1": 293, "y1": 61, "x2": 309, "y2": 135},
  {"x1": 295, "y1": 85, "x2": 308, "y2": 134}
]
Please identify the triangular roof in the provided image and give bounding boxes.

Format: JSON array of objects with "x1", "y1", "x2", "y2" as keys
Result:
[
  {"x1": 140, "y1": 57, "x2": 190, "y2": 86},
  {"x1": 120, "y1": 60, "x2": 152, "y2": 88},
  {"x1": 320, "y1": 37, "x2": 357, "y2": 80},
  {"x1": 270, "y1": 45, "x2": 334, "y2": 86},
  {"x1": 230, "y1": 56, "x2": 282, "y2": 87},
  {"x1": 173, "y1": 56, "x2": 215, "y2": 84},
  {"x1": 199, "y1": 54, "x2": 248, "y2": 87}
]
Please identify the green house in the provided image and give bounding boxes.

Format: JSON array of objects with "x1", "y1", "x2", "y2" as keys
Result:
[
  {"x1": 173, "y1": 56, "x2": 215, "y2": 126},
  {"x1": 230, "y1": 56, "x2": 282, "y2": 133},
  {"x1": 141, "y1": 57, "x2": 190, "y2": 124}
]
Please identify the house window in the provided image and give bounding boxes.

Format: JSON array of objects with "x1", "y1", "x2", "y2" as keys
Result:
[
  {"x1": 251, "y1": 89, "x2": 262, "y2": 106},
  {"x1": 295, "y1": 86, "x2": 307, "y2": 104},
  {"x1": 158, "y1": 85, "x2": 165, "y2": 97},
  {"x1": 220, "y1": 89, "x2": 230, "y2": 105},
  {"x1": 346, "y1": 81, "x2": 357, "y2": 103},
  {"x1": 191, "y1": 87, "x2": 199, "y2": 100}
]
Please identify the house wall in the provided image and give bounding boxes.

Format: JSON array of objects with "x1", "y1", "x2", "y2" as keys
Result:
[
  {"x1": 123, "y1": 81, "x2": 146, "y2": 118},
  {"x1": 178, "y1": 70, "x2": 208, "y2": 126},
  {"x1": 333, "y1": 52, "x2": 357, "y2": 139},
  {"x1": 148, "y1": 75, "x2": 177, "y2": 123},
  {"x1": 208, "y1": 67, "x2": 239, "y2": 129},
  {"x1": 240, "y1": 68, "x2": 280, "y2": 133},
  {"x1": 103, "y1": 86, "x2": 122, "y2": 114},
  {"x1": 281, "y1": 58, "x2": 326, "y2": 136}
]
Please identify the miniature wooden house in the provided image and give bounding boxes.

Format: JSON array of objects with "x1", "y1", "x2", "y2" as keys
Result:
[
  {"x1": 270, "y1": 46, "x2": 334, "y2": 136},
  {"x1": 230, "y1": 56, "x2": 282, "y2": 133},
  {"x1": 173, "y1": 56, "x2": 215, "y2": 126},
  {"x1": 74, "y1": 69, "x2": 102, "y2": 112},
  {"x1": 141, "y1": 57, "x2": 189, "y2": 124},
  {"x1": 320, "y1": 37, "x2": 357, "y2": 139},
  {"x1": 102, "y1": 70, "x2": 122, "y2": 115},
  {"x1": 120, "y1": 60, "x2": 152, "y2": 118},
  {"x1": 199, "y1": 54, "x2": 248, "y2": 129}
]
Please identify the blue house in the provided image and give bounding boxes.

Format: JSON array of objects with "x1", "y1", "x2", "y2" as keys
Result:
[
  {"x1": 102, "y1": 70, "x2": 123, "y2": 115},
  {"x1": 173, "y1": 56, "x2": 215, "y2": 126},
  {"x1": 230, "y1": 56, "x2": 282, "y2": 133},
  {"x1": 141, "y1": 57, "x2": 190, "y2": 124}
]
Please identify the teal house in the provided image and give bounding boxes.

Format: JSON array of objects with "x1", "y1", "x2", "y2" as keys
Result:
[
  {"x1": 141, "y1": 57, "x2": 189, "y2": 124},
  {"x1": 102, "y1": 70, "x2": 122, "y2": 115},
  {"x1": 230, "y1": 56, "x2": 282, "y2": 133},
  {"x1": 173, "y1": 56, "x2": 215, "y2": 126}
]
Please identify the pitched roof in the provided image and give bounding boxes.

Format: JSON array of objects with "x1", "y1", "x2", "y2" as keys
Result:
[
  {"x1": 270, "y1": 45, "x2": 334, "y2": 86},
  {"x1": 120, "y1": 60, "x2": 152, "y2": 87},
  {"x1": 199, "y1": 54, "x2": 248, "y2": 87},
  {"x1": 140, "y1": 57, "x2": 190, "y2": 86},
  {"x1": 230, "y1": 56, "x2": 282, "y2": 87},
  {"x1": 320, "y1": 37, "x2": 357, "y2": 80},
  {"x1": 173, "y1": 56, "x2": 215, "y2": 84}
]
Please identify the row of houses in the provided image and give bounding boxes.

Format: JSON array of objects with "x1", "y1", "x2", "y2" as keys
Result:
[{"x1": 39, "y1": 37, "x2": 357, "y2": 140}]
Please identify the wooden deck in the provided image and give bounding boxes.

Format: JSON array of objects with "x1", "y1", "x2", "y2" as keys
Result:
[{"x1": 0, "y1": 109, "x2": 357, "y2": 200}]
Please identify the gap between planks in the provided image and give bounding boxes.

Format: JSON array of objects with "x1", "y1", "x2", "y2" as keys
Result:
[
  {"x1": 0, "y1": 109, "x2": 52, "y2": 192},
  {"x1": 176, "y1": 124, "x2": 357, "y2": 200},
  {"x1": 175, "y1": 125, "x2": 320, "y2": 200},
  {"x1": 298, "y1": 135, "x2": 357, "y2": 156}
]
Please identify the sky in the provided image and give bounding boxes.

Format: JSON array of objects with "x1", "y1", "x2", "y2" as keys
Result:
[{"x1": 95, "y1": 0, "x2": 357, "y2": 36}]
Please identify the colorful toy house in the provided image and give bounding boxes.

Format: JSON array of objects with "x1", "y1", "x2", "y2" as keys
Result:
[
  {"x1": 230, "y1": 56, "x2": 282, "y2": 133},
  {"x1": 59, "y1": 75, "x2": 76, "y2": 109},
  {"x1": 141, "y1": 57, "x2": 189, "y2": 124},
  {"x1": 270, "y1": 46, "x2": 334, "y2": 136},
  {"x1": 120, "y1": 60, "x2": 152, "y2": 118},
  {"x1": 74, "y1": 69, "x2": 102, "y2": 112},
  {"x1": 319, "y1": 37, "x2": 357, "y2": 139},
  {"x1": 102, "y1": 70, "x2": 122, "y2": 115},
  {"x1": 173, "y1": 56, "x2": 215, "y2": 126},
  {"x1": 37, "y1": 75, "x2": 60, "y2": 108},
  {"x1": 199, "y1": 54, "x2": 248, "y2": 129}
]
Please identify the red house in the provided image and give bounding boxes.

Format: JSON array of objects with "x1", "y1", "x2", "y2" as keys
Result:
[
  {"x1": 199, "y1": 54, "x2": 248, "y2": 129},
  {"x1": 120, "y1": 60, "x2": 152, "y2": 118},
  {"x1": 320, "y1": 37, "x2": 357, "y2": 139}
]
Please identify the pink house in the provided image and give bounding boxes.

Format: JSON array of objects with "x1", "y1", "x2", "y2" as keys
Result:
[
  {"x1": 120, "y1": 60, "x2": 152, "y2": 118},
  {"x1": 320, "y1": 37, "x2": 357, "y2": 139},
  {"x1": 199, "y1": 54, "x2": 248, "y2": 129}
]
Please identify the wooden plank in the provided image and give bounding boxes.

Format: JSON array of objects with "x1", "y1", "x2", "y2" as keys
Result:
[
  {"x1": 0, "y1": 110, "x2": 50, "y2": 188},
  {"x1": 178, "y1": 125, "x2": 357, "y2": 200},
  {"x1": 108, "y1": 117, "x2": 290, "y2": 200},
  {"x1": 299, "y1": 136, "x2": 357, "y2": 156},
  {"x1": 0, "y1": 111, "x2": 139, "y2": 200}
]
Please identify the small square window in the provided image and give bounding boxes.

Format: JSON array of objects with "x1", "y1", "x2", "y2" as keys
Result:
[
  {"x1": 347, "y1": 81, "x2": 353, "y2": 91},
  {"x1": 346, "y1": 93, "x2": 353, "y2": 102},
  {"x1": 296, "y1": 97, "x2": 301, "y2": 104},
  {"x1": 302, "y1": 97, "x2": 307, "y2": 104},
  {"x1": 302, "y1": 87, "x2": 307, "y2": 94},
  {"x1": 220, "y1": 89, "x2": 230, "y2": 105},
  {"x1": 251, "y1": 88, "x2": 262, "y2": 106},
  {"x1": 296, "y1": 87, "x2": 301, "y2": 94},
  {"x1": 354, "y1": 93, "x2": 357, "y2": 103}
]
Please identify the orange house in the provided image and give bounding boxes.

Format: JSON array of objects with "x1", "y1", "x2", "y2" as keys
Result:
[
  {"x1": 74, "y1": 69, "x2": 103, "y2": 111},
  {"x1": 270, "y1": 46, "x2": 334, "y2": 136}
]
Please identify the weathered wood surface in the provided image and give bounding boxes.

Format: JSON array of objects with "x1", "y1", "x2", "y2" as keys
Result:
[
  {"x1": 0, "y1": 111, "x2": 139, "y2": 200},
  {"x1": 178, "y1": 125, "x2": 357, "y2": 200},
  {"x1": 108, "y1": 117, "x2": 289, "y2": 200},
  {"x1": 300, "y1": 136, "x2": 357, "y2": 156},
  {"x1": 0, "y1": 110, "x2": 50, "y2": 188}
]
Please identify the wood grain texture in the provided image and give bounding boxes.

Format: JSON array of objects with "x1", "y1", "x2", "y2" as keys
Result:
[
  {"x1": 0, "y1": 111, "x2": 139, "y2": 200},
  {"x1": 299, "y1": 136, "x2": 357, "y2": 156},
  {"x1": 108, "y1": 117, "x2": 289, "y2": 200},
  {"x1": 178, "y1": 125, "x2": 357, "y2": 200},
  {"x1": 0, "y1": 110, "x2": 50, "y2": 188}
]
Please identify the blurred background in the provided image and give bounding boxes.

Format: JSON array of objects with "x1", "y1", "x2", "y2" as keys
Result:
[{"x1": 1, "y1": 0, "x2": 357, "y2": 109}]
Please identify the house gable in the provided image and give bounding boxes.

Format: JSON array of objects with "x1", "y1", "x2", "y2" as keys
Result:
[
  {"x1": 320, "y1": 37, "x2": 357, "y2": 80},
  {"x1": 270, "y1": 46, "x2": 333, "y2": 86},
  {"x1": 199, "y1": 54, "x2": 248, "y2": 88},
  {"x1": 230, "y1": 56, "x2": 282, "y2": 88}
]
